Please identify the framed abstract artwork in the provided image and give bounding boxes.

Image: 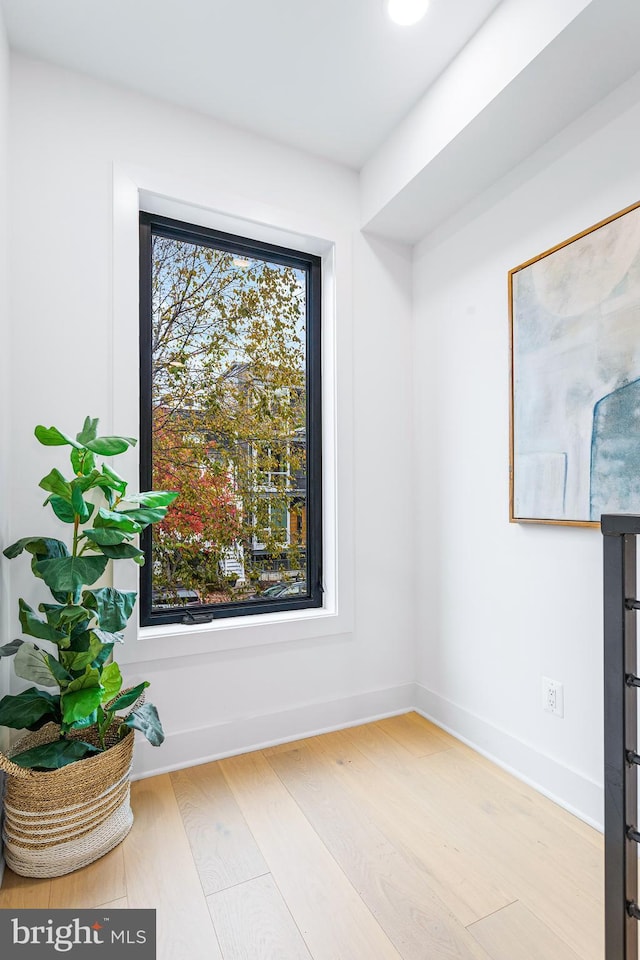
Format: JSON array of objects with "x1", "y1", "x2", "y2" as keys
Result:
[{"x1": 510, "y1": 200, "x2": 640, "y2": 526}]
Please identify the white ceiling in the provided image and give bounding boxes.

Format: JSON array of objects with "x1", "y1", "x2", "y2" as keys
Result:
[{"x1": 0, "y1": 0, "x2": 503, "y2": 168}]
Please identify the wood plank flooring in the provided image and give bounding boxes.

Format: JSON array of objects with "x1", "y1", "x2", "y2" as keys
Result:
[{"x1": 0, "y1": 713, "x2": 603, "y2": 960}]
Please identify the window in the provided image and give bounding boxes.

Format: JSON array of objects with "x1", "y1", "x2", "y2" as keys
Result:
[{"x1": 139, "y1": 212, "x2": 322, "y2": 626}]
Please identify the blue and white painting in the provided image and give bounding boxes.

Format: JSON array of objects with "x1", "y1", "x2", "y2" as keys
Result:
[{"x1": 512, "y1": 203, "x2": 640, "y2": 523}]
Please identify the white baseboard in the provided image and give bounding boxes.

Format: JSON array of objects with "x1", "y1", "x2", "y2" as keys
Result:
[
  {"x1": 127, "y1": 679, "x2": 604, "y2": 833},
  {"x1": 131, "y1": 682, "x2": 416, "y2": 780},
  {"x1": 413, "y1": 683, "x2": 603, "y2": 831}
]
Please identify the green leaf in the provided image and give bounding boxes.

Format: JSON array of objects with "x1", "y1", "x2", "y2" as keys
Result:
[
  {"x1": 123, "y1": 703, "x2": 164, "y2": 746},
  {"x1": 108, "y1": 681, "x2": 148, "y2": 712},
  {"x1": 21, "y1": 542, "x2": 71, "y2": 600},
  {"x1": 83, "y1": 528, "x2": 129, "y2": 547},
  {"x1": 0, "y1": 687, "x2": 60, "y2": 730},
  {"x1": 95, "y1": 465, "x2": 128, "y2": 506},
  {"x1": 34, "y1": 424, "x2": 82, "y2": 448},
  {"x1": 40, "y1": 603, "x2": 95, "y2": 629},
  {"x1": 62, "y1": 688, "x2": 104, "y2": 725},
  {"x1": 49, "y1": 495, "x2": 77, "y2": 524},
  {"x1": 34, "y1": 555, "x2": 109, "y2": 595},
  {"x1": 61, "y1": 668, "x2": 103, "y2": 724},
  {"x1": 120, "y1": 506, "x2": 167, "y2": 526},
  {"x1": 98, "y1": 543, "x2": 145, "y2": 561},
  {"x1": 82, "y1": 587, "x2": 136, "y2": 633},
  {"x1": 123, "y1": 491, "x2": 179, "y2": 508},
  {"x1": 91, "y1": 628, "x2": 125, "y2": 645},
  {"x1": 64, "y1": 665, "x2": 100, "y2": 693},
  {"x1": 39, "y1": 468, "x2": 72, "y2": 501},
  {"x1": 46, "y1": 654, "x2": 74, "y2": 687},
  {"x1": 3, "y1": 537, "x2": 69, "y2": 562},
  {"x1": 19, "y1": 599, "x2": 68, "y2": 645},
  {"x1": 10, "y1": 739, "x2": 100, "y2": 770},
  {"x1": 84, "y1": 435, "x2": 137, "y2": 456},
  {"x1": 91, "y1": 642, "x2": 114, "y2": 669},
  {"x1": 71, "y1": 483, "x2": 91, "y2": 522},
  {"x1": 73, "y1": 469, "x2": 104, "y2": 493},
  {"x1": 66, "y1": 626, "x2": 97, "y2": 650},
  {"x1": 0, "y1": 639, "x2": 23, "y2": 657},
  {"x1": 14, "y1": 642, "x2": 57, "y2": 687},
  {"x1": 60, "y1": 634, "x2": 103, "y2": 674},
  {"x1": 101, "y1": 662, "x2": 122, "y2": 703},
  {"x1": 76, "y1": 416, "x2": 99, "y2": 445},
  {"x1": 68, "y1": 711, "x2": 98, "y2": 731},
  {"x1": 94, "y1": 507, "x2": 142, "y2": 534},
  {"x1": 98, "y1": 464, "x2": 128, "y2": 495},
  {"x1": 71, "y1": 446, "x2": 96, "y2": 476}
]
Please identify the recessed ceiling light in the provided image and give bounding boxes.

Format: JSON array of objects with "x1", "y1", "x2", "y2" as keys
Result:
[{"x1": 387, "y1": 0, "x2": 429, "y2": 26}]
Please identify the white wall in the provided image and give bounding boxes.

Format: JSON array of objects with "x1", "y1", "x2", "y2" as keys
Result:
[
  {"x1": 0, "y1": 0, "x2": 10, "y2": 727},
  {"x1": 6, "y1": 55, "x2": 415, "y2": 775},
  {"x1": 412, "y1": 72, "x2": 640, "y2": 828},
  {"x1": 0, "y1": 1, "x2": 9, "y2": 886}
]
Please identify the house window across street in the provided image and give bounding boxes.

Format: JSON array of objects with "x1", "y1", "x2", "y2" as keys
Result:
[{"x1": 139, "y1": 212, "x2": 322, "y2": 626}]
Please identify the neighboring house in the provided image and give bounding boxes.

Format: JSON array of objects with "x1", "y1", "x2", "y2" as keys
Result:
[{"x1": 247, "y1": 429, "x2": 307, "y2": 580}]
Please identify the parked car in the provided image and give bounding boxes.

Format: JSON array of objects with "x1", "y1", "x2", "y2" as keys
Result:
[
  {"x1": 249, "y1": 580, "x2": 307, "y2": 600},
  {"x1": 152, "y1": 587, "x2": 201, "y2": 609}
]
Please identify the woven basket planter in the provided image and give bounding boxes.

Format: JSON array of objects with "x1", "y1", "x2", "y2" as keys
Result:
[{"x1": 0, "y1": 723, "x2": 134, "y2": 878}]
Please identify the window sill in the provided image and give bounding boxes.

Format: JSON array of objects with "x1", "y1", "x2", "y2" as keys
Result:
[{"x1": 118, "y1": 602, "x2": 350, "y2": 666}]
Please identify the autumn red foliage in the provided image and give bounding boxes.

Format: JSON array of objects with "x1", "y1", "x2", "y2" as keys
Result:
[{"x1": 151, "y1": 413, "x2": 241, "y2": 587}]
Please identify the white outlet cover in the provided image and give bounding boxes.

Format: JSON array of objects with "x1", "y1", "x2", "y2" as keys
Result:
[{"x1": 542, "y1": 677, "x2": 564, "y2": 718}]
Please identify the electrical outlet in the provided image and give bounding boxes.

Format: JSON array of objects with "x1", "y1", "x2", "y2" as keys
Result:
[{"x1": 542, "y1": 677, "x2": 564, "y2": 717}]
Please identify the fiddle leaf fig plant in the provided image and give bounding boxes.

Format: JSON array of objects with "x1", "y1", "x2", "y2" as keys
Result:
[{"x1": 0, "y1": 417, "x2": 178, "y2": 769}]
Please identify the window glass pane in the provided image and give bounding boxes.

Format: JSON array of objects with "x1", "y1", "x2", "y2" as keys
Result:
[{"x1": 148, "y1": 230, "x2": 311, "y2": 613}]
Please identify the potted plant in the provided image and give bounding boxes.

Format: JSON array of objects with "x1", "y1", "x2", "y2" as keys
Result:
[{"x1": 0, "y1": 417, "x2": 177, "y2": 878}]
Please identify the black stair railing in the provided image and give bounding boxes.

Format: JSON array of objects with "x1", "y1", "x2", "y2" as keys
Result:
[{"x1": 602, "y1": 514, "x2": 640, "y2": 960}]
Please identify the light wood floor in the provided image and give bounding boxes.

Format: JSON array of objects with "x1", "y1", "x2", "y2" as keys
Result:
[{"x1": 0, "y1": 713, "x2": 603, "y2": 960}]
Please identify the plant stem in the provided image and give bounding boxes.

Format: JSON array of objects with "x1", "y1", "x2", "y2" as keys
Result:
[
  {"x1": 65, "y1": 512, "x2": 81, "y2": 634},
  {"x1": 72, "y1": 514, "x2": 80, "y2": 558}
]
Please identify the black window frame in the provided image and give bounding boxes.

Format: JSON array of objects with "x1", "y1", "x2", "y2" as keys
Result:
[{"x1": 139, "y1": 211, "x2": 323, "y2": 627}]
